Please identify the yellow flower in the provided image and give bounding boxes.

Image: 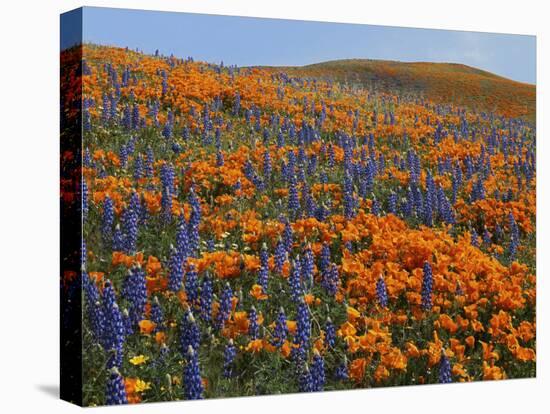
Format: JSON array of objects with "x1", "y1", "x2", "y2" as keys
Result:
[
  {"x1": 134, "y1": 378, "x2": 151, "y2": 393},
  {"x1": 129, "y1": 355, "x2": 149, "y2": 366}
]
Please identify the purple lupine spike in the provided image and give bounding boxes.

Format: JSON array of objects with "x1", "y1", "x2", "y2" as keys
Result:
[
  {"x1": 188, "y1": 187, "x2": 202, "y2": 256},
  {"x1": 122, "y1": 265, "x2": 147, "y2": 326},
  {"x1": 223, "y1": 339, "x2": 237, "y2": 378},
  {"x1": 283, "y1": 220, "x2": 294, "y2": 253},
  {"x1": 150, "y1": 296, "x2": 164, "y2": 331},
  {"x1": 248, "y1": 306, "x2": 260, "y2": 339},
  {"x1": 421, "y1": 261, "x2": 433, "y2": 311},
  {"x1": 199, "y1": 274, "x2": 213, "y2": 322},
  {"x1": 216, "y1": 283, "x2": 233, "y2": 329},
  {"x1": 301, "y1": 244, "x2": 314, "y2": 290},
  {"x1": 167, "y1": 245, "x2": 184, "y2": 292},
  {"x1": 105, "y1": 367, "x2": 128, "y2": 405},
  {"x1": 101, "y1": 195, "x2": 115, "y2": 247},
  {"x1": 334, "y1": 357, "x2": 349, "y2": 381},
  {"x1": 176, "y1": 218, "x2": 189, "y2": 259},
  {"x1": 319, "y1": 242, "x2": 331, "y2": 276},
  {"x1": 324, "y1": 317, "x2": 336, "y2": 349},
  {"x1": 133, "y1": 154, "x2": 143, "y2": 180},
  {"x1": 82, "y1": 270, "x2": 105, "y2": 342},
  {"x1": 145, "y1": 146, "x2": 154, "y2": 178},
  {"x1": 311, "y1": 351, "x2": 325, "y2": 392},
  {"x1": 180, "y1": 311, "x2": 201, "y2": 355},
  {"x1": 185, "y1": 264, "x2": 199, "y2": 305},
  {"x1": 471, "y1": 228, "x2": 479, "y2": 247},
  {"x1": 295, "y1": 298, "x2": 311, "y2": 348},
  {"x1": 82, "y1": 178, "x2": 88, "y2": 220},
  {"x1": 438, "y1": 351, "x2": 453, "y2": 383},
  {"x1": 343, "y1": 172, "x2": 356, "y2": 219},
  {"x1": 112, "y1": 224, "x2": 125, "y2": 252},
  {"x1": 289, "y1": 258, "x2": 303, "y2": 303},
  {"x1": 258, "y1": 243, "x2": 269, "y2": 291},
  {"x1": 183, "y1": 346, "x2": 204, "y2": 400},
  {"x1": 122, "y1": 193, "x2": 139, "y2": 255},
  {"x1": 322, "y1": 263, "x2": 339, "y2": 296},
  {"x1": 272, "y1": 307, "x2": 288, "y2": 347},
  {"x1": 376, "y1": 275, "x2": 389, "y2": 308},
  {"x1": 103, "y1": 295, "x2": 125, "y2": 369},
  {"x1": 122, "y1": 308, "x2": 133, "y2": 336},
  {"x1": 388, "y1": 191, "x2": 398, "y2": 215},
  {"x1": 298, "y1": 365, "x2": 314, "y2": 392},
  {"x1": 288, "y1": 175, "x2": 301, "y2": 218},
  {"x1": 274, "y1": 237, "x2": 287, "y2": 274}
]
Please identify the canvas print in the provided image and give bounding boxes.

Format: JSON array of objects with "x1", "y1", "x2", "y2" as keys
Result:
[{"x1": 60, "y1": 7, "x2": 536, "y2": 407}]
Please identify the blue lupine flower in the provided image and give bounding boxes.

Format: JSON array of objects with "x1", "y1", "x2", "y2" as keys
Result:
[
  {"x1": 82, "y1": 270, "x2": 105, "y2": 342},
  {"x1": 388, "y1": 191, "x2": 398, "y2": 215},
  {"x1": 263, "y1": 150, "x2": 272, "y2": 179},
  {"x1": 161, "y1": 186, "x2": 173, "y2": 223},
  {"x1": 122, "y1": 265, "x2": 147, "y2": 326},
  {"x1": 508, "y1": 213, "x2": 520, "y2": 260},
  {"x1": 150, "y1": 296, "x2": 164, "y2": 331},
  {"x1": 183, "y1": 346, "x2": 204, "y2": 400},
  {"x1": 421, "y1": 261, "x2": 433, "y2": 311},
  {"x1": 258, "y1": 243, "x2": 269, "y2": 291},
  {"x1": 324, "y1": 317, "x2": 336, "y2": 349},
  {"x1": 82, "y1": 178, "x2": 88, "y2": 220},
  {"x1": 288, "y1": 175, "x2": 301, "y2": 218},
  {"x1": 119, "y1": 144, "x2": 128, "y2": 169},
  {"x1": 223, "y1": 340, "x2": 237, "y2": 378},
  {"x1": 248, "y1": 306, "x2": 260, "y2": 339},
  {"x1": 199, "y1": 275, "x2": 213, "y2": 322},
  {"x1": 343, "y1": 172, "x2": 356, "y2": 219},
  {"x1": 180, "y1": 311, "x2": 201, "y2": 355},
  {"x1": 122, "y1": 193, "x2": 139, "y2": 254},
  {"x1": 334, "y1": 358, "x2": 349, "y2": 381},
  {"x1": 176, "y1": 219, "x2": 189, "y2": 259},
  {"x1": 112, "y1": 224, "x2": 125, "y2": 252},
  {"x1": 298, "y1": 365, "x2": 314, "y2": 392},
  {"x1": 272, "y1": 307, "x2": 288, "y2": 347},
  {"x1": 102, "y1": 284, "x2": 125, "y2": 368},
  {"x1": 319, "y1": 243, "x2": 331, "y2": 275},
  {"x1": 145, "y1": 147, "x2": 154, "y2": 178},
  {"x1": 167, "y1": 245, "x2": 184, "y2": 292},
  {"x1": 376, "y1": 275, "x2": 389, "y2": 308},
  {"x1": 133, "y1": 154, "x2": 143, "y2": 180},
  {"x1": 322, "y1": 263, "x2": 339, "y2": 297},
  {"x1": 122, "y1": 308, "x2": 133, "y2": 336},
  {"x1": 283, "y1": 220, "x2": 294, "y2": 253},
  {"x1": 101, "y1": 196, "x2": 115, "y2": 246},
  {"x1": 188, "y1": 187, "x2": 202, "y2": 256},
  {"x1": 274, "y1": 237, "x2": 287, "y2": 274},
  {"x1": 371, "y1": 197, "x2": 381, "y2": 216},
  {"x1": 301, "y1": 245, "x2": 314, "y2": 290},
  {"x1": 438, "y1": 351, "x2": 453, "y2": 383},
  {"x1": 216, "y1": 283, "x2": 233, "y2": 329},
  {"x1": 185, "y1": 264, "x2": 199, "y2": 305},
  {"x1": 295, "y1": 299, "x2": 311, "y2": 348},
  {"x1": 105, "y1": 367, "x2": 128, "y2": 405},
  {"x1": 311, "y1": 351, "x2": 325, "y2": 392},
  {"x1": 289, "y1": 259, "x2": 303, "y2": 303},
  {"x1": 471, "y1": 228, "x2": 479, "y2": 247}
]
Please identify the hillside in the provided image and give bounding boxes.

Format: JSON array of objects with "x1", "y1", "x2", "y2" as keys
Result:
[{"x1": 266, "y1": 59, "x2": 535, "y2": 121}]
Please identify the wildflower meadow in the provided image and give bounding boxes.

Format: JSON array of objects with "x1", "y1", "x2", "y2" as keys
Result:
[{"x1": 62, "y1": 42, "x2": 535, "y2": 406}]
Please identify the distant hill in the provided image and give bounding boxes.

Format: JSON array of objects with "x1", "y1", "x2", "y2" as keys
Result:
[{"x1": 265, "y1": 59, "x2": 535, "y2": 121}]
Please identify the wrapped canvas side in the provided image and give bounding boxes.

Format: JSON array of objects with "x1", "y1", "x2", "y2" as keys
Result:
[{"x1": 60, "y1": 7, "x2": 84, "y2": 407}]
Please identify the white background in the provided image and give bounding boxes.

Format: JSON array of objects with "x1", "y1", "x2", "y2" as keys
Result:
[{"x1": 0, "y1": 0, "x2": 547, "y2": 412}]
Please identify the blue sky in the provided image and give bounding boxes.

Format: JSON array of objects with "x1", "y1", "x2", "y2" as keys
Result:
[{"x1": 61, "y1": 6, "x2": 536, "y2": 84}]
